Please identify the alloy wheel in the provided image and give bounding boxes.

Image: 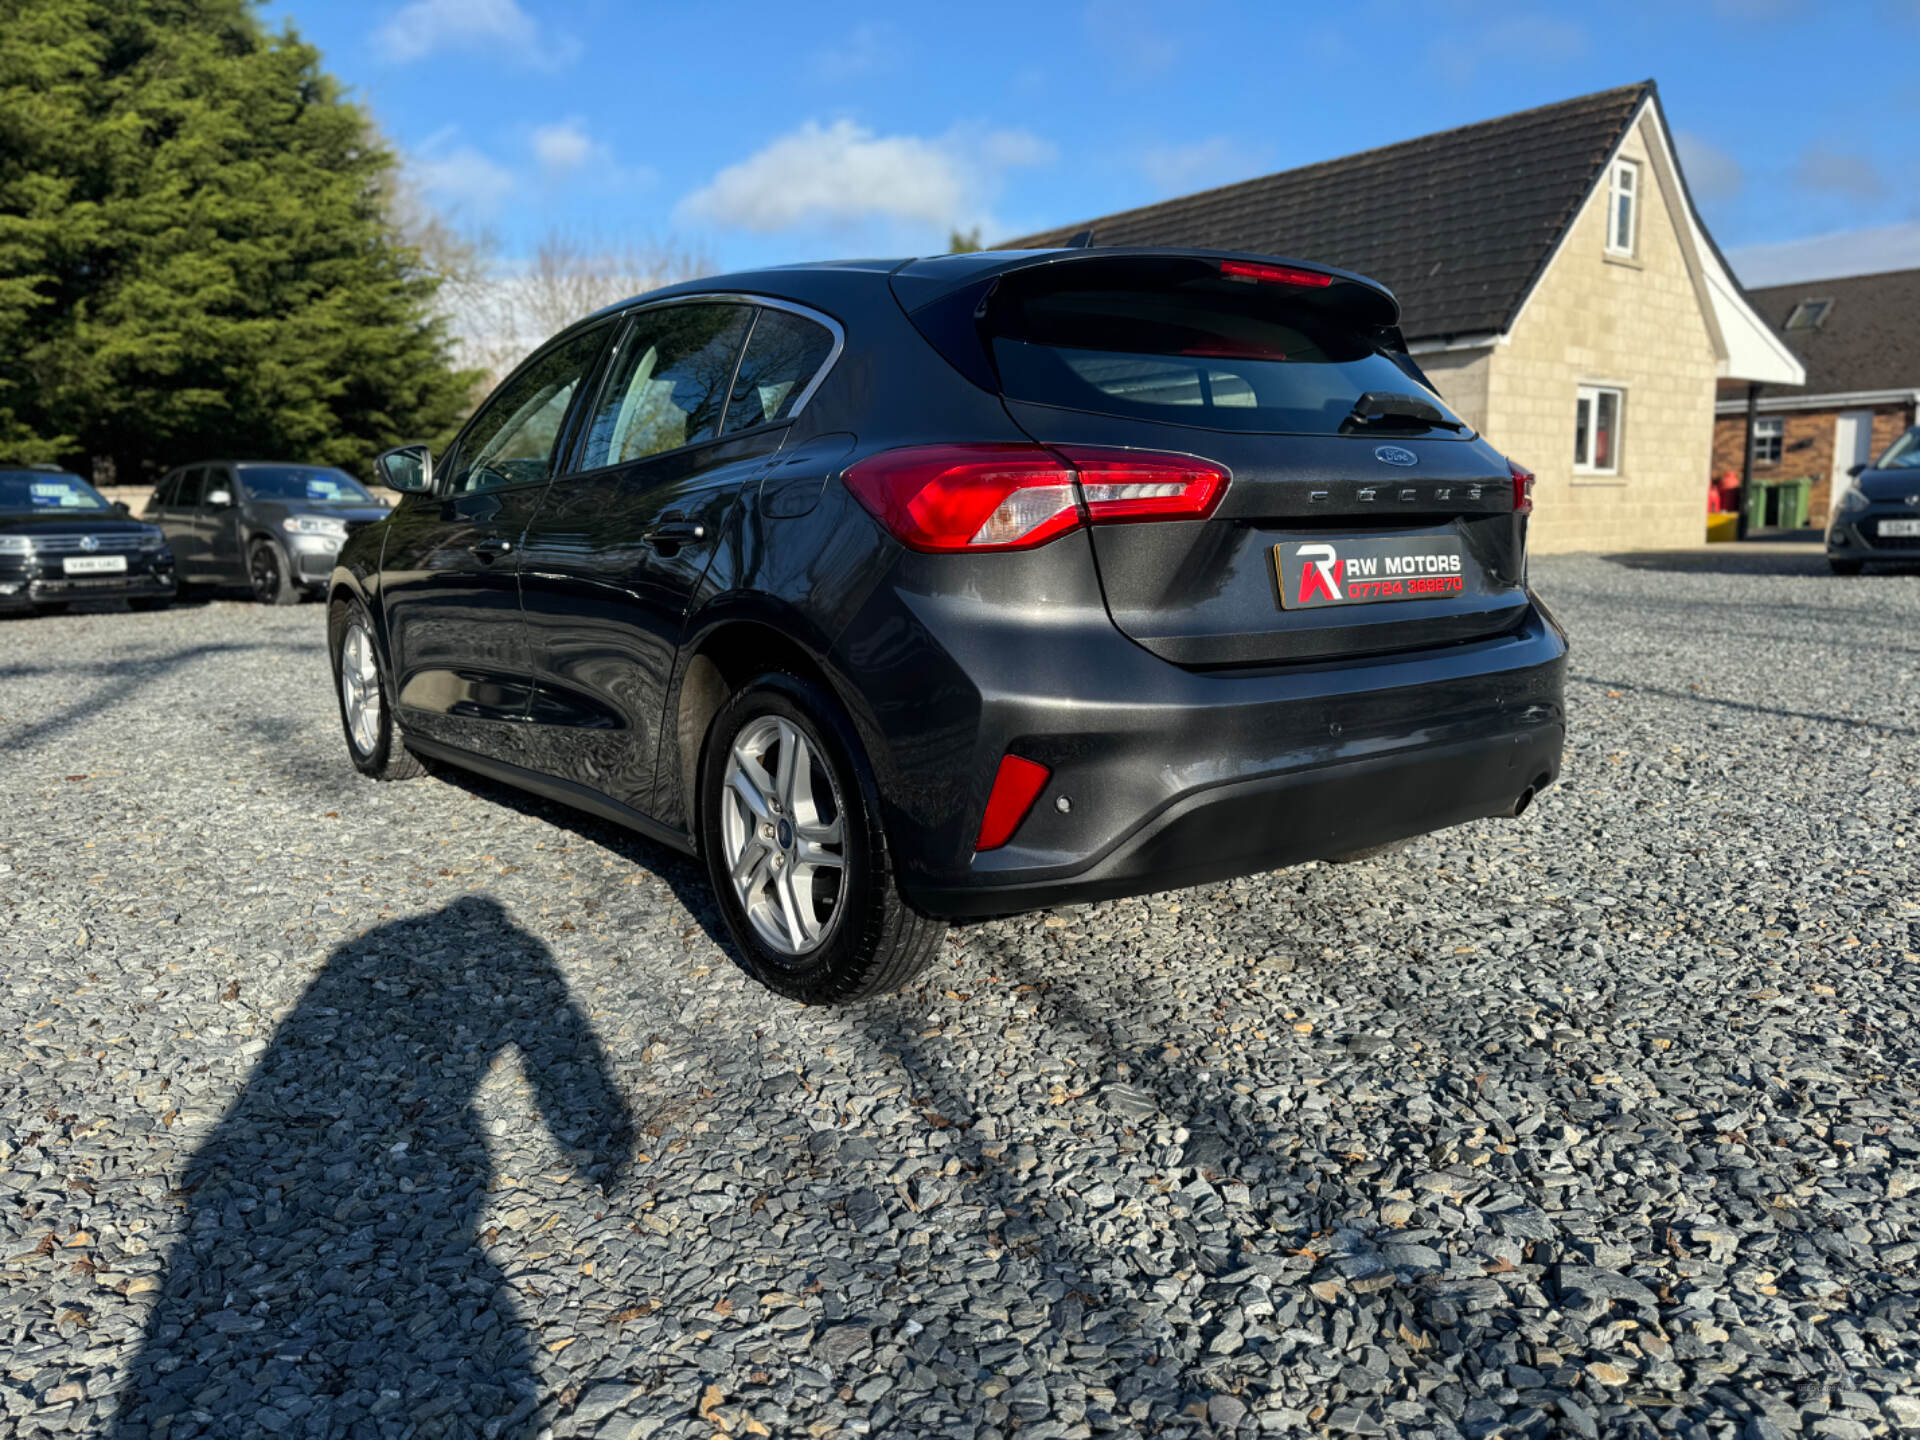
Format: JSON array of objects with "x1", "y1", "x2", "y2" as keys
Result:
[
  {"x1": 339, "y1": 619, "x2": 382, "y2": 758},
  {"x1": 250, "y1": 545, "x2": 280, "y2": 602},
  {"x1": 719, "y1": 715, "x2": 847, "y2": 956}
]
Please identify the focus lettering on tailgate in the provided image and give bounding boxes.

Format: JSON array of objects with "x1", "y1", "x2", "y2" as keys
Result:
[{"x1": 1275, "y1": 536, "x2": 1467, "y2": 610}]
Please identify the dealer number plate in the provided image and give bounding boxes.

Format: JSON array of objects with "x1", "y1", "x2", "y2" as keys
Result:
[
  {"x1": 1275, "y1": 536, "x2": 1466, "y2": 609},
  {"x1": 63, "y1": 555, "x2": 127, "y2": 575},
  {"x1": 1881, "y1": 518, "x2": 1920, "y2": 538}
]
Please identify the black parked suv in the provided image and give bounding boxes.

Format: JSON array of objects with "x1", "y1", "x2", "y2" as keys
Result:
[
  {"x1": 329, "y1": 249, "x2": 1568, "y2": 1004},
  {"x1": 1827, "y1": 426, "x2": 1920, "y2": 573},
  {"x1": 146, "y1": 461, "x2": 392, "y2": 603},
  {"x1": 0, "y1": 466, "x2": 176, "y2": 616}
]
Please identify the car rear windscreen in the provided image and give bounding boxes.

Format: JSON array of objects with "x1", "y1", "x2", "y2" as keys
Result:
[{"x1": 985, "y1": 261, "x2": 1463, "y2": 437}]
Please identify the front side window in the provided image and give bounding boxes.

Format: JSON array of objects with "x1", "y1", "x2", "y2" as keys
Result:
[
  {"x1": 580, "y1": 303, "x2": 754, "y2": 469},
  {"x1": 1574, "y1": 384, "x2": 1624, "y2": 475},
  {"x1": 0, "y1": 470, "x2": 111, "y2": 515},
  {"x1": 721, "y1": 308, "x2": 838, "y2": 435},
  {"x1": 1607, "y1": 159, "x2": 1639, "y2": 257},
  {"x1": 175, "y1": 467, "x2": 206, "y2": 509},
  {"x1": 1751, "y1": 416, "x2": 1783, "y2": 467},
  {"x1": 445, "y1": 324, "x2": 611, "y2": 496},
  {"x1": 238, "y1": 466, "x2": 375, "y2": 504}
]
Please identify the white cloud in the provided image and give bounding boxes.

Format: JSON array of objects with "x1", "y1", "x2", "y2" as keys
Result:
[
  {"x1": 676, "y1": 119, "x2": 1054, "y2": 237},
  {"x1": 1791, "y1": 144, "x2": 1884, "y2": 202},
  {"x1": 1676, "y1": 131, "x2": 1744, "y2": 206},
  {"x1": 373, "y1": 0, "x2": 578, "y2": 69},
  {"x1": 532, "y1": 120, "x2": 593, "y2": 176},
  {"x1": 1139, "y1": 137, "x2": 1269, "y2": 197},
  {"x1": 1727, "y1": 222, "x2": 1920, "y2": 288},
  {"x1": 806, "y1": 22, "x2": 905, "y2": 83},
  {"x1": 411, "y1": 135, "x2": 515, "y2": 217}
]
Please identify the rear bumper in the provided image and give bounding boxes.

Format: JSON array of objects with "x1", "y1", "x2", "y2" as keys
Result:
[
  {"x1": 841, "y1": 566, "x2": 1567, "y2": 919},
  {"x1": 912, "y1": 717, "x2": 1561, "y2": 917}
]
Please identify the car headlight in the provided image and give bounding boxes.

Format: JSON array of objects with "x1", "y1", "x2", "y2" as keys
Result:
[
  {"x1": 1835, "y1": 486, "x2": 1870, "y2": 517},
  {"x1": 0, "y1": 535, "x2": 32, "y2": 555},
  {"x1": 283, "y1": 515, "x2": 349, "y2": 539},
  {"x1": 139, "y1": 526, "x2": 167, "y2": 550}
]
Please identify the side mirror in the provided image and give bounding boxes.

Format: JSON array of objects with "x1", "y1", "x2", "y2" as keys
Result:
[
  {"x1": 375, "y1": 444, "x2": 434, "y2": 495},
  {"x1": 205, "y1": 488, "x2": 233, "y2": 507},
  {"x1": 111, "y1": 500, "x2": 131, "y2": 517},
  {"x1": 1847, "y1": 462, "x2": 1866, "y2": 478}
]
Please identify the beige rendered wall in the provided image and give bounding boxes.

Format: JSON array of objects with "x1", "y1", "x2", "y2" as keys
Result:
[
  {"x1": 1482, "y1": 118, "x2": 1719, "y2": 553},
  {"x1": 1417, "y1": 347, "x2": 1493, "y2": 436}
]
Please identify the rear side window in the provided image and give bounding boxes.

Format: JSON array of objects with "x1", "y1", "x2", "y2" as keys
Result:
[
  {"x1": 175, "y1": 468, "x2": 206, "y2": 508},
  {"x1": 152, "y1": 472, "x2": 179, "y2": 507},
  {"x1": 580, "y1": 303, "x2": 753, "y2": 468},
  {"x1": 985, "y1": 260, "x2": 1461, "y2": 437},
  {"x1": 721, "y1": 308, "x2": 836, "y2": 435}
]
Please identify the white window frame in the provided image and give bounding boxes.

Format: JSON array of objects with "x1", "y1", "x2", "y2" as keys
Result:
[
  {"x1": 1574, "y1": 383, "x2": 1625, "y2": 476},
  {"x1": 1751, "y1": 415, "x2": 1783, "y2": 467},
  {"x1": 1605, "y1": 159, "x2": 1639, "y2": 258}
]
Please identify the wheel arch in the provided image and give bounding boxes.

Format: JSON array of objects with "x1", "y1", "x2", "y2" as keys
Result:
[{"x1": 668, "y1": 602, "x2": 855, "y2": 844}]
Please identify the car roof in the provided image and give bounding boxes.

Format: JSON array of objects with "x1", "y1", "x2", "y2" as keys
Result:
[{"x1": 579, "y1": 245, "x2": 1401, "y2": 328}]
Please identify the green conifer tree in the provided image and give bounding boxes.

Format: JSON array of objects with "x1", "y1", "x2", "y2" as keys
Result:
[{"x1": 0, "y1": 0, "x2": 473, "y2": 480}]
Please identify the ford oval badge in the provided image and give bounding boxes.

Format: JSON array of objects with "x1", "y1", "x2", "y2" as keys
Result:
[{"x1": 1374, "y1": 445, "x2": 1418, "y2": 468}]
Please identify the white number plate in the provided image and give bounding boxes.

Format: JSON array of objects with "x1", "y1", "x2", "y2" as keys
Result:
[
  {"x1": 1881, "y1": 518, "x2": 1920, "y2": 538},
  {"x1": 63, "y1": 555, "x2": 127, "y2": 575}
]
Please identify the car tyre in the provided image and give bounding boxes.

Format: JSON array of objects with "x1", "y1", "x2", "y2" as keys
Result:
[
  {"x1": 1828, "y1": 559, "x2": 1863, "y2": 576},
  {"x1": 329, "y1": 597, "x2": 426, "y2": 781},
  {"x1": 249, "y1": 538, "x2": 299, "y2": 605},
  {"x1": 700, "y1": 673, "x2": 946, "y2": 1004}
]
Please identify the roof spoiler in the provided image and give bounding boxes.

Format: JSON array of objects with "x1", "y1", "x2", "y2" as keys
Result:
[{"x1": 890, "y1": 246, "x2": 1407, "y2": 394}]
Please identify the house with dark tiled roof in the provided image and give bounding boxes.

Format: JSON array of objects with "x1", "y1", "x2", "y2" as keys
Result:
[
  {"x1": 1006, "y1": 82, "x2": 1803, "y2": 553},
  {"x1": 1712, "y1": 268, "x2": 1920, "y2": 526}
]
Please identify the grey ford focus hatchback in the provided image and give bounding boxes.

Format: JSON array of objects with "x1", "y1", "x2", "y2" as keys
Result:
[{"x1": 329, "y1": 248, "x2": 1568, "y2": 1004}]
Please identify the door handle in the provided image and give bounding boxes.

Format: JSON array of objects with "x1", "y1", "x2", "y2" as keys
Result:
[
  {"x1": 642, "y1": 522, "x2": 706, "y2": 548},
  {"x1": 470, "y1": 537, "x2": 513, "y2": 560}
]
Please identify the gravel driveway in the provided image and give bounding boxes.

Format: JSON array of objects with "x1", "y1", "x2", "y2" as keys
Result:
[{"x1": 2, "y1": 553, "x2": 1917, "y2": 1440}]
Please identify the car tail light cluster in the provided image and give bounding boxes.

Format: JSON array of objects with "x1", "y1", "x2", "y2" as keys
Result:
[
  {"x1": 1509, "y1": 459, "x2": 1536, "y2": 516},
  {"x1": 842, "y1": 444, "x2": 1229, "y2": 553}
]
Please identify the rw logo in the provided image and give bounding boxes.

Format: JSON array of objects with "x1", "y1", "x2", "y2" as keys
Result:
[{"x1": 1295, "y1": 543, "x2": 1342, "y2": 604}]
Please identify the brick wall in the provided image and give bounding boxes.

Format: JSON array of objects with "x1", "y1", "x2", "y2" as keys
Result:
[
  {"x1": 1710, "y1": 403, "x2": 1913, "y2": 522},
  {"x1": 1479, "y1": 117, "x2": 1720, "y2": 554}
]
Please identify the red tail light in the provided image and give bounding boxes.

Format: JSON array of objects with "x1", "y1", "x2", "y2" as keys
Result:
[
  {"x1": 1219, "y1": 259, "x2": 1334, "y2": 289},
  {"x1": 842, "y1": 444, "x2": 1228, "y2": 553},
  {"x1": 1509, "y1": 459, "x2": 1535, "y2": 516},
  {"x1": 977, "y1": 754, "x2": 1051, "y2": 851}
]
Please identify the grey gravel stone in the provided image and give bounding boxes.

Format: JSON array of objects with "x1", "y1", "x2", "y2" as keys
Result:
[{"x1": 3, "y1": 559, "x2": 1919, "y2": 1440}]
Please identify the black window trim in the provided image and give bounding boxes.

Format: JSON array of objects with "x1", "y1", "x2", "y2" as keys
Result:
[{"x1": 557, "y1": 292, "x2": 846, "y2": 484}]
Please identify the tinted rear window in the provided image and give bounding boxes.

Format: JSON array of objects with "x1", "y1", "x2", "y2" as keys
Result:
[{"x1": 986, "y1": 264, "x2": 1461, "y2": 437}]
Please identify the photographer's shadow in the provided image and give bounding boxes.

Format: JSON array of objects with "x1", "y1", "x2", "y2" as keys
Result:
[{"x1": 111, "y1": 896, "x2": 632, "y2": 1439}]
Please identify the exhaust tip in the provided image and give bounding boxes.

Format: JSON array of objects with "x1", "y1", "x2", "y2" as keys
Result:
[{"x1": 1509, "y1": 786, "x2": 1535, "y2": 818}]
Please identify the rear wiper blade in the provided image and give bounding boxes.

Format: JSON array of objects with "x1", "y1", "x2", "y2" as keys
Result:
[{"x1": 1340, "y1": 390, "x2": 1466, "y2": 435}]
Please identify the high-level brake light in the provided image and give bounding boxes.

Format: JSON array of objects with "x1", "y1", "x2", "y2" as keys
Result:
[
  {"x1": 842, "y1": 445, "x2": 1229, "y2": 553},
  {"x1": 1218, "y1": 259, "x2": 1335, "y2": 289}
]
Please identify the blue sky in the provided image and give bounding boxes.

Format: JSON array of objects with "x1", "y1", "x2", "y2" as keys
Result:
[{"x1": 264, "y1": 0, "x2": 1915, "y2": 288}]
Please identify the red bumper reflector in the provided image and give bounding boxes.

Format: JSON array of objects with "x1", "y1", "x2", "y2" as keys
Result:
[{"x1": 976, "y1": 754, "x2": 1051, "y2": 851}]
